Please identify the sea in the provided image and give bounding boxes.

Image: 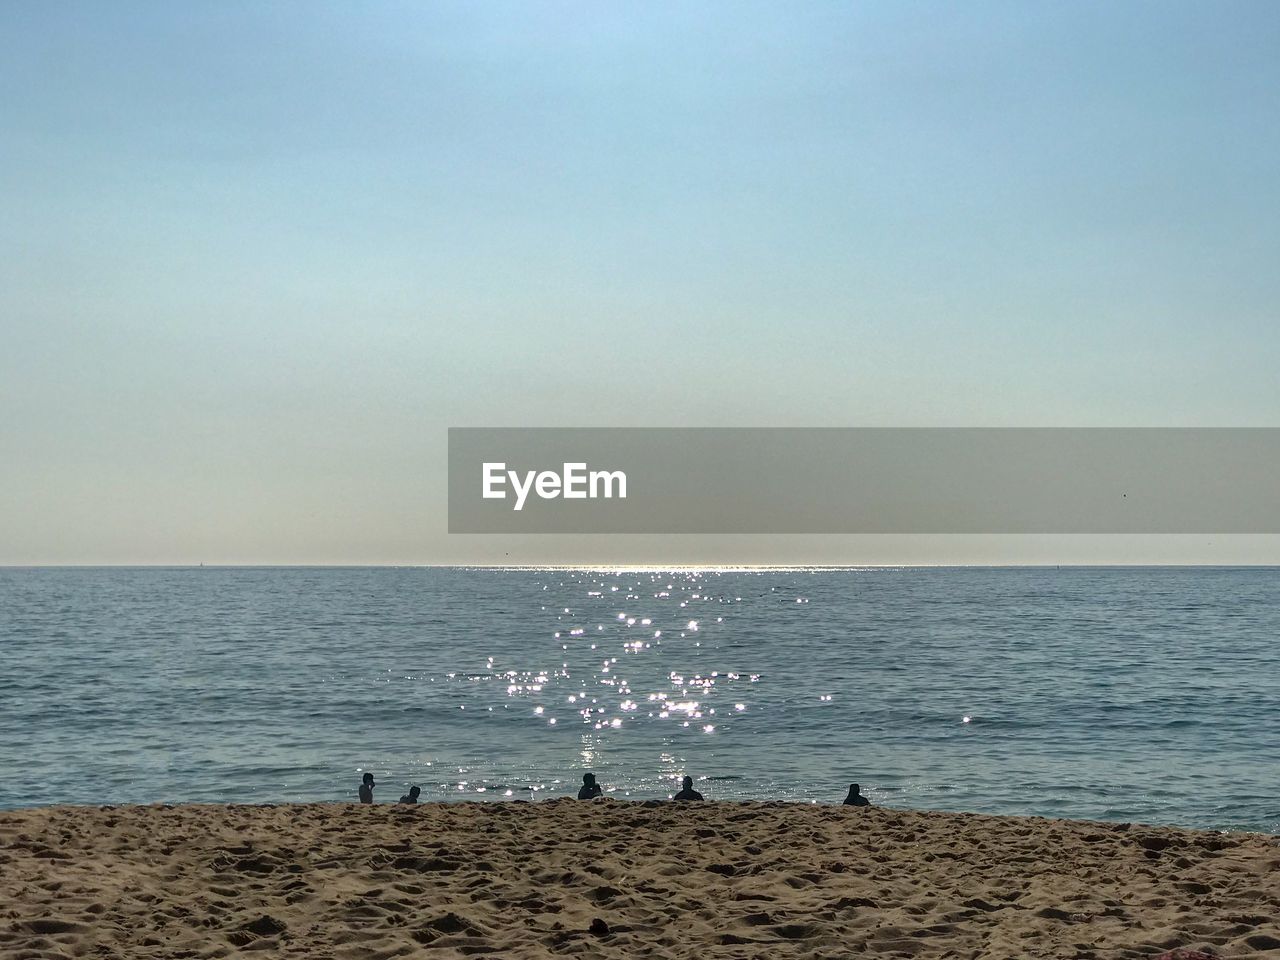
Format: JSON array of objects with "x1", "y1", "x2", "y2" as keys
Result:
[{"x1": 1, "y1": 566, "x2": 1277, "y2": 833}]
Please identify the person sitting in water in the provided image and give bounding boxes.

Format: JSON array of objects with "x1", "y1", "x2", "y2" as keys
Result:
[
  {"x1": 673, "y1": 775, "x2": 704, "y2": 801},
  {"x1": 399, "y1": 785, "x2": 421, "y2": 804},
  {"x1": 358, "y1": 772, "x2": 375, "y2": 804},
  {"x1": 578, "y1": 772, "x2": 603, "y2": 799},
  {"x1": 843, "y1": 783, "x2": 870, "y2": 806}
]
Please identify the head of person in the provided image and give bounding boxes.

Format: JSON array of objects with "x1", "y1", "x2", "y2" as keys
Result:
[
  {"x1": 408, "y1": 785, "x2": 420, "y2": 800},
  {"x1": 583, "y1": 773, "x2": 596, "y2": 787},
  {"x1": 363, "y1": 773, "x2": 375, "y2": 787},
  {"x1": 682, "y1": 776, "x2": 693, "y2": 790},
  {"x1": 848, "y1": 783, "x2": 860, "y2": 795}
]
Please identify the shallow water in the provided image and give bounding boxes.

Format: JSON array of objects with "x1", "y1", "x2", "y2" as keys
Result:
[{"x1": 2, "y1": 566, "x2": 1277, "y2": 832}]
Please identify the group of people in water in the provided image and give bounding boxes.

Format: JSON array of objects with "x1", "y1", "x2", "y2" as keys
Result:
[{"x1": 358, "y1": 770, "x2": 871, "y2": 807}]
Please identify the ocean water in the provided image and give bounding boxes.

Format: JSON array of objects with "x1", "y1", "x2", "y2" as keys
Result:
[{"x1": 1, "y1": 566, "x2": 1277, "y2": 832}]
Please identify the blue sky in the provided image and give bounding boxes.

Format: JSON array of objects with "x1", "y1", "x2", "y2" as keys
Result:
[{"x1": 2, "y1": 1, "x2": 1278, "y2": 563}]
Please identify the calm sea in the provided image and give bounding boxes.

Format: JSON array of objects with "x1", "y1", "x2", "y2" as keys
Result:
[{"x1": 1, "y1": 566, "x2": 1277, "y2": 832}]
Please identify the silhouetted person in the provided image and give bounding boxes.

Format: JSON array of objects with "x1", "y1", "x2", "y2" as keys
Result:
[
  {"x1": 578, "y1": 772, "x2": 603, "y2": 799},
  {"x1": 399, "y1": 785, "x2": 421, "y2": 804},
  {"x1": 843, "y1": 783, "x2": 870, "y2": 806},
  {"x1": 359, "y1": 772, "x2": 375, "y2": 804},
  {"x1": 673, "y1": 775, "x2": 704, "y2": 801}
]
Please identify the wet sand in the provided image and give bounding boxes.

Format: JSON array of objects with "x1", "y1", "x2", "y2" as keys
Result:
[{"x1": 2, "y1": 800, "x2": 1279, "y2": 959}]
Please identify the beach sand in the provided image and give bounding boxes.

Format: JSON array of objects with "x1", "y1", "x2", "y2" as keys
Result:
[{"x1": 2, "y1": 800, "x2": 1278, "y2": 959}]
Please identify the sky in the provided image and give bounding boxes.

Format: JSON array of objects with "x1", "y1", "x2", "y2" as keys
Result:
[{"x1": 2, "y1": 1, "x2": 1278, "y2": 565}]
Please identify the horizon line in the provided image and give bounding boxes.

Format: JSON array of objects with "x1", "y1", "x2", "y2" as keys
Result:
[{"x1": 3, "y1": 562, "x2": 1279, "y2": 570}]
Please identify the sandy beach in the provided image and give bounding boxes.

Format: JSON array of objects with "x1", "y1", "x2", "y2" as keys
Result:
[{"x1": 2, "y1": 801, "x2": 1278, "y2": 959}]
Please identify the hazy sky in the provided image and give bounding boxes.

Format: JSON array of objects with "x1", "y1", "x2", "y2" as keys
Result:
[{"x1": 3, "y1": 1, "x2": 1278, "y2": 564}]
